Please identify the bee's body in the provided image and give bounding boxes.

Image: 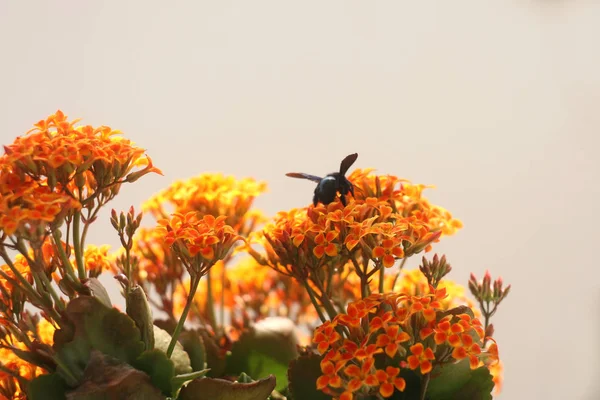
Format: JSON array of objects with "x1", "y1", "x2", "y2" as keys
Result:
[{"x1": 286, "y1": 153, "x2": 358, "y2": 206}]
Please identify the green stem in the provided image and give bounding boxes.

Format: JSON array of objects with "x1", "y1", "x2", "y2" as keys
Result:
[
  {"x1": 378, "y1": 262, "x2": 385, "y2": 294},
  {"x1": 36, "y1": 265, "x2": 64, "y2": 311},
  {"x1": 302, "y1": 280, "x2": 327, "y2": 323},
  {"x1": 205, "y1": 269, "x2": 217, "y2": 329},
  {"x1": 350, "y1": 256, "x2": 369, "y2": 299},
  {"x1": 420, "y1": 373, "x2": 431, "y2": 400},
  {"x1": 220, "y1": 262, "x2": 226, "y2": 328},
  {"x1": 72, "y1": 211, "x2": 86, "y2": 279},
  {"x1": 313, "y1": 276, "x2": 338, "y2": 320},
  {"x1": 80, "y1": 205, "x2": 101, "y2": 248},
  {"x1": 0, "y1": 255, "x2": 44, "y2": 305},
  {"x1": 52, "y1": 354, "x2": 80, "y2": 386},
  {"x1": 391, "y1": 257, "x2": 408, "y2": 292},
  {"x1": 167, "y1": 274, "x2": 201, "y2": 358},
  {"x1": 51, "y1": 230, "x2": 79, "y2": 284}
]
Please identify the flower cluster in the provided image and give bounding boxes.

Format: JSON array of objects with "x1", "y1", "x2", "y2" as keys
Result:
[
  {"x1": 2, "y1": 110, "x2": 161, "y2": 210},
  {"x1": 0, "y1": 317, "x2": 55, "y2": 400},
  {"x1": 143, "y1": 173, "x2": 267, "y2": 236},
  {"x1": 159, "y1": 213, "x2": 241, "y2": 278},
  {"x1": 0, "y1": 112, "x2": 509, "y2": 400},
  {"x1": 348, "y1": 169, "x2": 463, "y2": 236},
  {"x1": 313, "y1": 287, "x2": 498, "y2": 399},
  {"x1": 0, "y1": 111, "x2": 161, "y2": 399},
  {"x1": 171, "y1": 257, "x2": 316, "y2": 342},
  {"x1": 248, "y1": 169, "x2": 463, "y2": 324},
  {"x1": 0, "y1": 166, "x2": 81, "y2": 237}
]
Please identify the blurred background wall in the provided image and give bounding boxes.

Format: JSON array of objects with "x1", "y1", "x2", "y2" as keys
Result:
[{"x1": 1, "y1": 1, "x2": 599, "y2": 399}]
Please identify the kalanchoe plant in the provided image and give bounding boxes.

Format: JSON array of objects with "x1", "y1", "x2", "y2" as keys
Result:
[{"x1": 0, "y1": 111, "x2": 510, "y2": 400}]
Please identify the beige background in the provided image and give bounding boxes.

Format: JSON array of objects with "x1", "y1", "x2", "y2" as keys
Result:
[{"x1": 1, "y1": 1, "x2": 599, "y2": 399}]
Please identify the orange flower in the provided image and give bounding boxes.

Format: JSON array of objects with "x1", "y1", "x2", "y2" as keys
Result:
[
  {"x1": 344, "y1": 216, "x2": 377, "y2": 251},
  {"x1": 456, "y1": 313, "x2": 485, "y2": 339},
  {"x1": 83, "y1": 244, "x2": 111, "y2": 277},
  {"x1": 433, "y1": 317, "x2": 464, "y2": 346},
  {"x1": 375, "y1": 325, "x2": 410, "y2": 358},
  {"x1": 313, "y1": 230, "x2": 339, "y2": 258},
  {"x1": 0, "y1": 172, "x2": 81, "y2": 236},
  {"x1": 406, "y1": 294, "x2": 443, "y2": 322},
  {"x1": 316, "y1": 357, "x2": 346, "y2": 390},
  {"x1": 338, "y1": 298, "x2": 379, "y2": 328},
  {"x1": 375, "y1": 366, "x2": 406, "y2": 397},
  {"x1": 407, "y1": 343, "x2": 435, "y2": 374},
  {"x1": 37, "y1": 318, "x2": 56, "y2": 345},
  {"x1": 372, "y1": 238, "x2": 404, "y2": 268},
  {"x1": 143, "y1": 173, "x2": 266, "y2": 236},
  {"x1": 344, "y1": 356, "x2": 379, "y2": 394},
  {"x1": 159, "y1": 212, "x2": 241, "y2": 276},
  {"x1": 451, "y1": 334, "x2": 482, "y2": 369},
  {"x1": 489, "y1": 360, "x2": 503, "y2": 395},
  {"x1": 369, "y1": 310, "x2": 398, "y2": 332},
  {"x1": 2, "y1": 111, "x2": 161, "y2": 210},
  {"x1": 0, "y1": 332, "x2": 47, "y2": 399},
  {"x1": 313, "y1": 321, "x2": 342, "y2": 354}
]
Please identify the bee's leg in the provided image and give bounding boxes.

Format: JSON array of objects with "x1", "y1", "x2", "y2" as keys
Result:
[
  {"x1": 313, "y1": 193, "x2": 319, "y2": 206},
  {"x1": 340, "y1": 194, "x2": 347, "y2": 206}
]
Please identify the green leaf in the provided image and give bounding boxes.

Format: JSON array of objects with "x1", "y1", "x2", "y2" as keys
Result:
[
  {"x1": 84, "y1": 304, "x2": 145, "y2": 364},
  {"x1": 126, "y1": 285, "x2": 155, "y2": 351},
  {"x1": 53, "y1": 296, "x2": 146, "y2": 387},
  {"x1": 179, "y1": 330, "x2": 206, "y2": 371},
  {"x1": 133, "y1": 349, "x2": 175, "y2": 395},
  {"x1": 287, "y1": 353, "x2": 329, "y2": 400},
  {"x1": 225, "y1": 317, "x2": 298, "y2": 391},
  {"x1": 28, "y1": 373, "x2": 69, "y2": 400},
  {"x1": 196, "y1": 329, "x2": 227, "y2": 377},
  {"x1": 237, "y1": 372, "x2": 254, "y2": 384},
  {"x1": 83, "y1": 278, "x2": 112, "y2": 309},
  {"x1": 387, "y1": 370, "x2": 421, "y2": 400},
  {"x1": 426, "y1": 360, "x2": 494, "y2": 400},
  {"x1": 64, "y1": 351, "x2": 164, "y2": 400},
  {"x1": 54, "y1": 336, "x2": 91, "y2": 385},
  {"x1": 179, "y1": 375, "x2": 276, "y2": 400},
  {"x1": 153, "y1": 325, "x2": 192, "y2": 375},
  {"x1": 171, "y1": 369, "x2": 210, "y2": 391}
]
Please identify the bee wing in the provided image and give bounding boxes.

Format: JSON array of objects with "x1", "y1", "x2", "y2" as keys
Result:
[
  {"x1": 339, "y1": 153, "x2": 358, "y2": 175},
  {"x1": 285, "y1": 172, "x2": 323, "y2": 182}
]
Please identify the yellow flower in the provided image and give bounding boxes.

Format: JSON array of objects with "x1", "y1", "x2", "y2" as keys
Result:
[
  {"x1": 37, "y1": 318, "x2": 56, "y2": 345},
  {"x1": 83, "y1": 244, "x2": 111, "y2": 277},
  {"x1": 3, "y1": 110, "x2": 160, "y2": 203},
  {"x1": 0, "y1": 333, "x2": 47, "y2": 399},
  {"x1": 143, "y1": 173, "x2": 267, "y2": 236}
]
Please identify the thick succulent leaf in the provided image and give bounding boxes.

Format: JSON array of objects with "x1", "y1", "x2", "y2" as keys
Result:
[
  {"x1": 427, "y1": 360, "x2": 494, "y2": 400},
  {"x1": 287, "y1": 353, "x2": 329, "y2": 400},
  {"x1": 152, "y1": 325, "x2": 192, "y2": 375},
  {"x1": 64, "y1": 350, "x2": 164, "y2": 400},
  {"x1": 179, "y1": 330, "x2": 207, "y2": 371},
  {"x1": 226, "y1": 317, "x2": 298, "y2": 391},
  {"x1": 126, "y1": 285, "x2": 155, "y2": 351},
  {"x1": 51, "y1": 296, "x2": 145, "y2": 388},
  {"x1": 196, "y1": 328, "x2": 227, "y2": 377},
  {"x1": 83, "y1": 302, "x2": 145, "y2": 364},
  {"x1": 179, "y1": 375, "x2": 276, "y2": 400},
  {"x1": 133, "y1": 349, "x2": 175, "y2": 396},
  {"x1": 54, "y1": 336, "x2": 91, "y2": 385},
  {"x1": 28, "y1": 373, "x2": 69, "y2": 400},
  {"x1": 83, "y1": 278, "x2": 112, "y2": 309}
]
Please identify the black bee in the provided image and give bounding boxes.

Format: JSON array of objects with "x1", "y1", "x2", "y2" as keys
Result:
[{"x1": 286, "y1": 153, "x2": 358, "y2": 206}]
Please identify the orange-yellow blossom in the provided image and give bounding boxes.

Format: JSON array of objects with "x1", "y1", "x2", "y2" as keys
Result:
[
  {"x1": 375, "y1": 366, "x2": 406, "y2": 397},
  {"x1": 407, "y1": 343, "x2": 435, "y2": 374}
]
